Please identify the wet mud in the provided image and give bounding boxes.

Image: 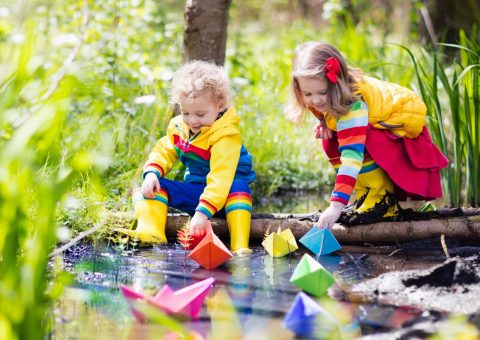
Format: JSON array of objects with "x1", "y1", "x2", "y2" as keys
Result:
[
  {"x1": 347, "y1": 256, "x2": 480, "y2": 314},
  {"x1": 337, "y1": 193, "x2": 480, "y2": 226}
]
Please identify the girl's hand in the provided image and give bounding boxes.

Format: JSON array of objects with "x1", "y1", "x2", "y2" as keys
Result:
[
  {"x1": 189, "y1": 211, "x2": 209, "y2": 236},
  {"x1": 314, "y1": 119, "x2": 333, "y2": 139},
  {"x1": 141, "y1": 172, "x2": 160, "y2": 198},
  {"x1": 317, "y1": 201, "x2": 345, "y2": 230}
]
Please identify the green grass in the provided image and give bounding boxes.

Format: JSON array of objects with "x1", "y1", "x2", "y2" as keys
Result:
[
  {"x1": 0, "y1": 26, "x2": 105, "y2": 340},
  {"x1": 400, "y1": 30, "x2": 480, "y2": 207}
]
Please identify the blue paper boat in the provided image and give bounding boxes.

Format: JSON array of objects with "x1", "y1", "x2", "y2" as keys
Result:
[
  {"x1": 299, "y1": 227, "x2": 341, "y2": 256},
  {"x1": 282, "y1": 292, "x2": 331, "y2": 337}
]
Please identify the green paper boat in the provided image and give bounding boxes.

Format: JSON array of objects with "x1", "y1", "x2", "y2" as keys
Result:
[{"x1": 290, "y1": 254, "x2": 335, "y2": 297}]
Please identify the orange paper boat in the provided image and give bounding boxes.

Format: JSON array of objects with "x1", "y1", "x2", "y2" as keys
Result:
[
  {"x1": 119, "y1": 277, "x2": 215, "y2": 320},
  {"x1": 188, "y1": 222, "x2": 232, "y2": 270}
]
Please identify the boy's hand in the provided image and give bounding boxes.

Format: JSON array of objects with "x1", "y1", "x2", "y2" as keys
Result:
[
  {"x1": 189, "y1": 211, "x2": 209, "y2": 236},
  {"x1": 141, "y1": 172, "x2": 160, "y2": 198},
  {"x1": 314, "y1": 119, "x2": 333, "y2": 139},
  {"x1": 317, "y1": 201, "x2": 344, "y2": 230}
]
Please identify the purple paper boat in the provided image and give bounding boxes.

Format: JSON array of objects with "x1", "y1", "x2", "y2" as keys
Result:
[{"x1": 283, "y1": 292, "x2": 332, "y2": 337}]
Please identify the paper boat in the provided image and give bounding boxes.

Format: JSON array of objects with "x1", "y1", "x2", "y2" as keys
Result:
[
  {"x1": 262, "y1": 227, "x2": 298, "y2": 257},
  {"x1": 299, "y1": 227, "x2": 341, "y2": 256},
  {"x1": 290, "y1": 254, "x2": 335, "y2": 297},
  {"x1": 283, "y1": 292, "x2": 331, "y2": 337},
  {"x1": 119, "y1": 277, "x2": 215, "y2": 320},
  {"x1": 188, "y1": 228, "x2": 232, "y2": 270}
]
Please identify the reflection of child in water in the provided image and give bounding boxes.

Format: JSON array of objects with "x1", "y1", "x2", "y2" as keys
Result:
[
  {"x1": 286, "y1": 42, "x2": 448, "y2": 227},
  {"x1": 226, "y1": 256, "x2": 254, "y2": 329},
  {"x1": 207, "y1": 288, "x2": 242, "y2": 340},
  {"x1": 116, "y1": 61, "x2": 255, "y2": 254}
]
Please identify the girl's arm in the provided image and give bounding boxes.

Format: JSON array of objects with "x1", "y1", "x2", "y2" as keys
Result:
[
  {"x1": 330, "y1": 100, "x2": 369, "y2": 205},
  {"x1": 318, "y1": 101, "x2": 368, "y2": 229}
]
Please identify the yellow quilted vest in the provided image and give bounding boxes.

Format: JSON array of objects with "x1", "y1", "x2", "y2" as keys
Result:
[{"x1": 324, "y1": 77, "x2": 426, "y2": 138}]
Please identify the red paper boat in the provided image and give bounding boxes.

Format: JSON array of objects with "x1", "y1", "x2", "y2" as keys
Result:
[
  {"x1": 188, "y1": 225, "x2": 232, "y2": 270},
  {"x1": 119, "y1": 277, "x2": 215, "y2": 320}
]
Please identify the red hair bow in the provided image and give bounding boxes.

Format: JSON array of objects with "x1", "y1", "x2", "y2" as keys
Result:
[{"x1": 324, "y1": 57, "x2": 341, "y2": 84}]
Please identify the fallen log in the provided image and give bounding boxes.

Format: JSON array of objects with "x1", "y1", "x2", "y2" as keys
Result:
[{"x1": 103, "y1": 208, "x2": 480, "y2": 245}]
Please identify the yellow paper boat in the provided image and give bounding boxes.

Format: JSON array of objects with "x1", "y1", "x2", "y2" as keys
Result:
[{"x1": 262, "y1": 227, "x2": 298, "y2": 257}]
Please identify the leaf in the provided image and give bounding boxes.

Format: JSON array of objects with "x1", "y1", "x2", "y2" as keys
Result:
[{"x1": 177, "y1": 223, "x2": 193, "y2": 249}]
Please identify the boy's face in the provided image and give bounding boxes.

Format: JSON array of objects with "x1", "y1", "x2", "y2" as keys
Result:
[
  {"x1": 297, "y1": 76, "x2": 329, "y2": 113},
  {"x1": 179, "y1": 93, "x2": 223, "y2": 133}
]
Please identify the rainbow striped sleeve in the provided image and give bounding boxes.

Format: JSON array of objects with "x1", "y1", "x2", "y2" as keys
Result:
[
  {"x1": 143, "y1": 162, "x2": 165, "y2": 181},
  {"x1": 196, "y1": 199, "x2": 218, "y2": 219},
  {"x1": 330, "y1": 100, "x2": 369, "y2": 205}
]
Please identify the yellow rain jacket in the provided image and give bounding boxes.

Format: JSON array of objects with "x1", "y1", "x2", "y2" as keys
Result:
[
  {"x1": 143, "y1": 107, "x2": 255, "y2": 216},
  {"x1": 325, "y1": 76, "x2": 427, "y2": 138}
]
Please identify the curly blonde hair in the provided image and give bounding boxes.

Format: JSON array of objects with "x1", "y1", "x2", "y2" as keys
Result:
[{"x1": 170, "y1": 60, "x2": 231, "y2": 107}]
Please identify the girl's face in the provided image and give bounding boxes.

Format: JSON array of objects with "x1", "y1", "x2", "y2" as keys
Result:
[
  {"x1": 297, "y1": 76, "x2": 329, "y2": 113},
  {"x1": 179, "y1": 93, "x2": 224, "y2": 133}
]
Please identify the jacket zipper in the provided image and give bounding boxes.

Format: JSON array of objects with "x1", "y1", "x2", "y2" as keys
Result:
[{"x1": 175, "y1": 123, "x2": 201, "y2": 147}]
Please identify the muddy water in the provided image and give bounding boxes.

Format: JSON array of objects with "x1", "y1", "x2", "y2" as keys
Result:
[{"x1": 52, "y1": 240, "x2": 480, "y2": 339}]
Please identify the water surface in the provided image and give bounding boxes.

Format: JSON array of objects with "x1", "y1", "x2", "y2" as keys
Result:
[{"x1": 52, "y1": 240, "x2": 464, "y2": 339}]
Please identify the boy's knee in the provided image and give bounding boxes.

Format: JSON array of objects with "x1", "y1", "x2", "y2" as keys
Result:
[
  {"x1": 158, "y1": 177, "x2": 173, "y2": 186},
  {"x1": 158, "y1": 177, "x2": 181, "y2": 196},
  {"x1": 229, "y1": 179, "x2": 251, "y2": 194}
]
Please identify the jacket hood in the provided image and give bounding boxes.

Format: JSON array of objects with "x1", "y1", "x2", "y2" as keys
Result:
[{"x1": 174, "y1": 107, "x2": 240, "y2": 143}]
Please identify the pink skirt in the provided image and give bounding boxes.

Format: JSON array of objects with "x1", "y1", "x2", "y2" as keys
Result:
[{"x1": 323, "y1": 126, "x2": 449, "y2": 200}]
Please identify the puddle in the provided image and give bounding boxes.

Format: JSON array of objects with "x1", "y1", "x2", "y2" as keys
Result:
[
  {"x1": 51, "y1": 240, "x2": 480, "y2": 339},
  {"x1": 255, "y1": 190, "x2": 329, "y2": 214}
]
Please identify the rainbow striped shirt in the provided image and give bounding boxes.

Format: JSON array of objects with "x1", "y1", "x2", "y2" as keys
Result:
[{"x1": 330, "y1": 100, "x2": 369, "y2": 205}]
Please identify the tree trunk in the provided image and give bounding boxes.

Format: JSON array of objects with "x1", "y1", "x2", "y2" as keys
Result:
[
  {"x1": 297, "y1": 0, "x2": 324, "y2": 27},
  {"x1": 183, "y1": 0, "x2": 231, "y2": 66}
]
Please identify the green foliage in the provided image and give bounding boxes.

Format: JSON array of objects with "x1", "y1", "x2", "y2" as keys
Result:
[
  {"x1": 0, "y1": 1, "x2": 423, "y2": 208},
  {"x1": 0, "y1": 27, "x2": 106, "y2": 340},
  {"x1": 400, "y1": 30, "x2": 480, "y2": 206}
]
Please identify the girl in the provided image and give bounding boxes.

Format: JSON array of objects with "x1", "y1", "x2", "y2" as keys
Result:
[
  {"x1": 116, "y1": 61, "x2": 255, "y2": 254},
  {"x1": 286, "y1": 42, "x2": 448, "y2": 229}
]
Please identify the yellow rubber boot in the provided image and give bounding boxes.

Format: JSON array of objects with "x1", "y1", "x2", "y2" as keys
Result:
[
  {"x1": 352, "y1": 181, "x2": 368, "y2": 210},
  {"x1": 354, "y1": 166, "x2": 398, "y2": 217},
  {"x1": 226, "y1": 209, "x2": 252, "y2": 255},
  {"x1": 115, "y1": 189, "x2": 168, "y2": 245}
]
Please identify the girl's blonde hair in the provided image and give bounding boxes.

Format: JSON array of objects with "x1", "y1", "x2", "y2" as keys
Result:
[
  {"x1": 285, "y1": 42, "x2": 363, "y2": 122},
  {"x1": 171, "y1": 60, "x2": 231, "y2": 107}
]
